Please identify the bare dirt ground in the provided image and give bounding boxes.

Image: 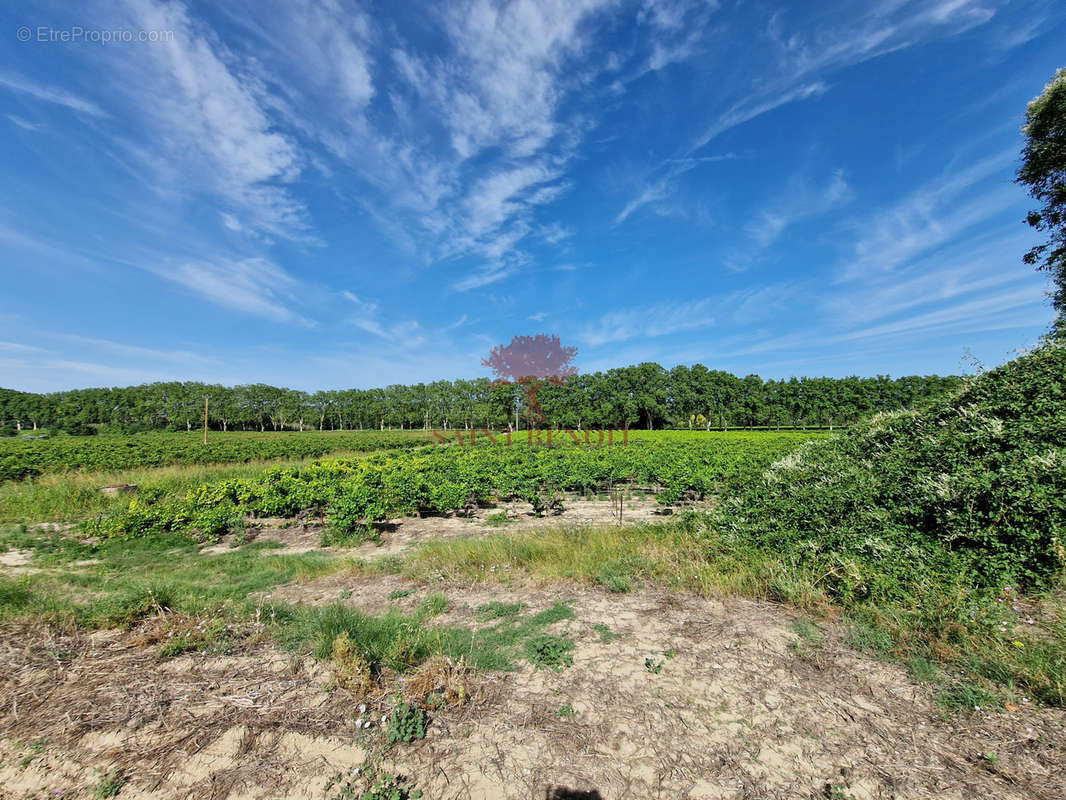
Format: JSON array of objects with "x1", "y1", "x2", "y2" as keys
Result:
[
  {"x1": 2, "y1": 571, "x2": 1064, "y2": 800},
  {"x1": 199, "y1": 496, "x2": 678, "y2": 559}
]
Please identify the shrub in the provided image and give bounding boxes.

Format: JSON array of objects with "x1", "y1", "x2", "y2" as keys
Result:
[
  {"x1": 713, "y1": 345, "x2": 1066, "y2": 598},
  {"x1": 62, "y1": 422, "x2": 97, "y2": 436}
]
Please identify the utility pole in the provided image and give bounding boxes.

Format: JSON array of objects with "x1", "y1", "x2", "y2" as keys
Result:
[{"x1": 203, "y1": 396, "x2": 209, "y2": 445}]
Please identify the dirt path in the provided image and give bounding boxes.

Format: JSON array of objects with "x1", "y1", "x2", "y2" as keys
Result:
[
  {"x1": 2, "y1": 576, "x2": 1063, "y2": 800},
  {"x1": 199, "y1": 496, "x2": 679, "y2": 559}
]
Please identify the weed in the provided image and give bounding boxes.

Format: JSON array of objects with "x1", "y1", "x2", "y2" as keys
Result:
[
  {"x1": 645, "y1": 656, "x2": 664, "y2": 674},
  {"x1": 330, "y1": 631, "x2": 375, "y2": 696},
  {"x1": 361, "y1": 773, "x2": 422, "y2": 800},
  {"x1": 16, "y1": 739, "x2": 46, "y2": 768},
  {"x1": 386, "y1": 702, "x2": 427, "y2": 744},
  {"x1": 387, "y1": 588, "x2": 414, "y2": 601},
  {"x1": 524, "y1": 633, "x2": 575, "y2": 670},
  {"x1": 823, "y1": 784, "x2": 856, "y2": 800},
  {"x1": 485, "y1": 512, "x2": 510, "y2": 527},
  {"x1": 326, "y1": 766, "x2": 422, "y2": 800},
  {"x1": 425, "y1": 691, "x2": 444, "y2": 710},
  {"x1": 228, "y1": 525, "x2": 249, "y2": 548},
  {"x1": 555, "y1": 703, "x2": 577, "y2": 719},
  {"x1": 90, "y1": 768, "x2": 126, "y2": 799}
]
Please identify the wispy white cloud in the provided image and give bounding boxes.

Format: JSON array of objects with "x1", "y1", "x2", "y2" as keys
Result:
[
  {"x1": 105, "y1": 0, "x2": 308, "y2": 239},
  {"x1": 839, "y1": 150, "x2": 1018, "y2": 280},
  {"x1": 614, "y1": 153, "x2": 738, "y2": 224},
  {"x1": 832, "y1": 285, "x2": 1040, "y2": 343},
  {"x1": 148, "y1": 257, "x2": 312, "y2": 324},
  {"x1": 745, "y1": 169, "x2": 852, "y2": 248},
  {"x1": 766, "y1": 1, "x2": 995, "y2": 82},
  {"x1": 52, "y1": 334, "x2": 213, "y2": 365},
  {"x1": 0, "y1": 72, "x2": 108, "y2": 117},
  {"x1": 0, "y1": 341, "x2": 48, "y2": 354},
  {"x1": 689, "y1": 82, "x2": 829, "y2": 155},
  {"x1": 617, "y1": 0, "x2": 999, "y2": 224},
  {"x1": 579, "y1": 296, "x2": 718, "y2": 346},
  {"x1": 341, "y1": 291, "x2": 427, "y2": 347},
  {"x1": 6, "y1": 114, "x2": 44, "y2": 132},
  {"x1": 452, "y1": 263, "x2": 519, "y2": 292}
]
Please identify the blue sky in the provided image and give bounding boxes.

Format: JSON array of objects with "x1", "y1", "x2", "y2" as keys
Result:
[{"x1": 0, "y1": 0, "x2": 1062, "y2": 392}]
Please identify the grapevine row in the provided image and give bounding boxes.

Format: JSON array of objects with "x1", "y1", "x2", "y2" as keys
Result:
[{"x1": 84, "y1": 432, "x2": 824, "y2": 539}]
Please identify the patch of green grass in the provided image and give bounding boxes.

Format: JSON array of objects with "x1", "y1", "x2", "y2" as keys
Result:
[
  {"x1": 591, "y1": 622, "x2": 622, "y2": 643},
  {"x1": 278, "y1": 599, "x2": 578, "y2": 674},
  {"x1": 593, "y1": 561, "x2": 633, "y2": 593},
  {"x1": 788, "y1": 617, "x2": 826, "y2": 660},
  {"x1": 939, "y1": 680, "x2": 998, "y2": 711},
  {"x1": 387, "y1": 588, "x2": 415, "y2": 601},
  {"x1": 906, "y1": 655, "x2": 942, "y2": 684},
  {"x1": 418, "y1": 592, "x2": 449, "y2": 618},
  {"x1": 475, "y1": 600, "x2": 525, "y2": 620},
  {"x1": 843, "y1": 619, "x2": 895, "y2": 659},
  {"x1": 0, "y1": 574, "x2": 35, "y2": 619},
  {"x1": 321, "y1": 525, "x2": 379, "y2": 548},
  {"x1": 790, "y1": 617, "x2": 824, "y2": 645},
  {"x1": 0, "y1": 527, "x2": 341, "y2": 629},
  {"x1": 484, "y1": 512, "x2": 511, "y2": 527}
]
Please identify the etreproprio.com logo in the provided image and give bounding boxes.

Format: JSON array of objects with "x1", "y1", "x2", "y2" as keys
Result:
[{"x1": 17, "y1": 26, "x2": 175, "y2": 44}]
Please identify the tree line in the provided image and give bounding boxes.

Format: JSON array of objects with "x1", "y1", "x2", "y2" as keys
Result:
[{"x1": 0, "y1": 363, "x2": 961, "y2": 435}]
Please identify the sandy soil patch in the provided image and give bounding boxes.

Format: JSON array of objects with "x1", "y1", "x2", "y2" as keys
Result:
[
  {"x1": 200, "y1": 497, "x2": 680, "y2": 559},
  {"x1": 0, "y1": 550, "x2": 32, "y2": 568},
  {"x1": 2, "y1": 581, "x2": 1064, "y2": 800}
]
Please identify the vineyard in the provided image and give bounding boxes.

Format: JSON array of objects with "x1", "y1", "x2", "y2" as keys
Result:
[
  {"x1": 0, "y1": 429, "x2": 433, "y2": 482},
  {"x1": 83, "y1": 431, "x2": 824, "y2": 540}
]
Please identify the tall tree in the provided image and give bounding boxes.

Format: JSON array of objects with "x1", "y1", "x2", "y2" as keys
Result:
[{"x1": 1018, "y1": 67, "x2": 1066, "y2": 337}]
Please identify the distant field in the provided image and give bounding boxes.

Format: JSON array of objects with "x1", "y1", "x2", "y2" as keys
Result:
[{"x1": 0, "y1": 429, "x2": 434, "y2": 482}]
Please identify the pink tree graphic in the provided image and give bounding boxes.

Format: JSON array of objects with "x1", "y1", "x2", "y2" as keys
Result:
[{"x1": 482, "y1": 334, "x2": 578, "y2": 425}]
